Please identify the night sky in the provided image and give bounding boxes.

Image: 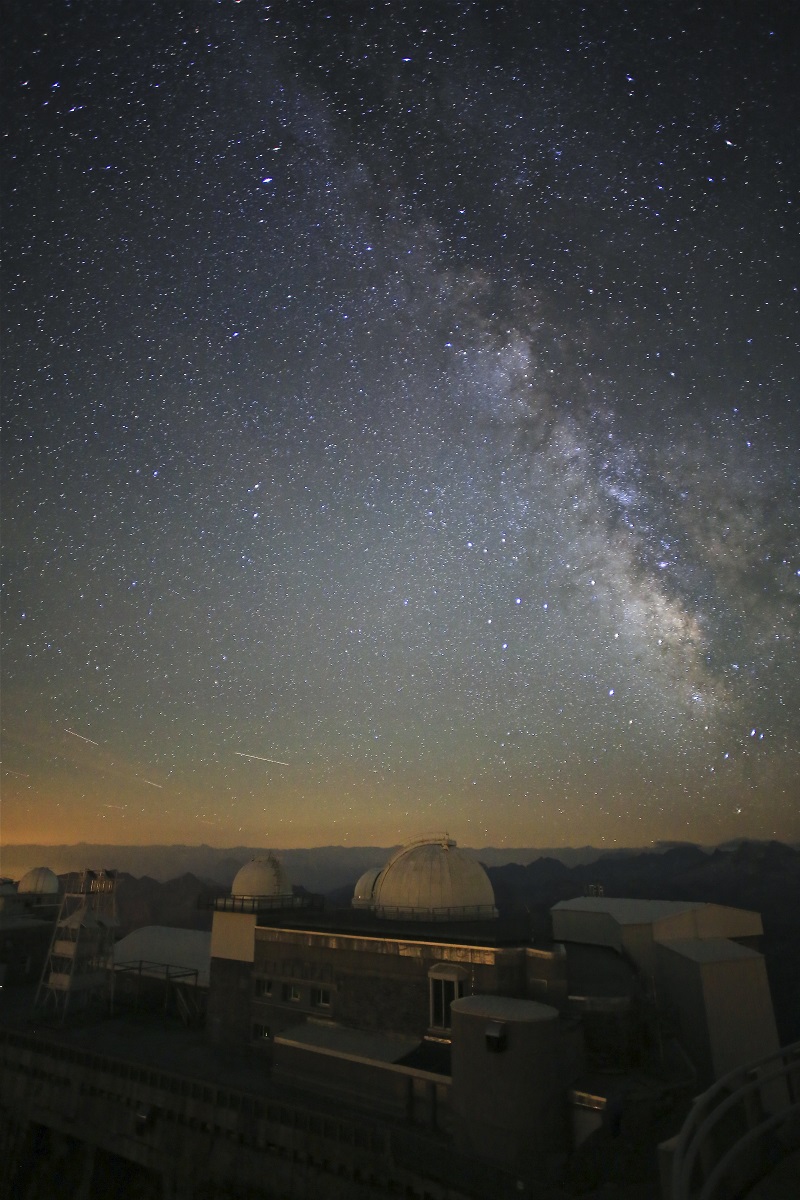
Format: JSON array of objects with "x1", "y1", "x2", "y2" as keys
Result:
[{"x1": 3, "y1": 2, "x2": 798, "y2": 851}]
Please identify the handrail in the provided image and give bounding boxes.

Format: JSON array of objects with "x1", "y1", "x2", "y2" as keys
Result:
[
  {"x1": 678, "y1": 1060, "x2": 794, "y2": 1196},
  {"x1": 671, "y1": 1039, "x2": 800, "y2": 1200},
  {"x1": 699, "y1": 1106, "x2": 796, "y2": 1200}
]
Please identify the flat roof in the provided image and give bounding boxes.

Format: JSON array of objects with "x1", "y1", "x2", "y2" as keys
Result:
[
  {"x1": 552, "y1": 897, "x2": 704, "y2": 924},
  {"x1": 255, "y1": 907, "x2": 532, "y2": 946},
  {"x1": 275, "y1": 1020, "x2": 420, "y2": 1066},
  {"x1": 113, "y1": 926, "x2": 211, "y2": 987},
  {"x1": 451, "y1": 994, "x2": 559, "y2": 1022},
  {"x1": 657, "y1": 937, "x2": 761, "y2": 964}
]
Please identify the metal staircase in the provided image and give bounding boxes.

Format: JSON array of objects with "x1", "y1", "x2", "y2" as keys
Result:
[{"x1": 35, "y1": 869, "x2": 117, "y2": 1020}]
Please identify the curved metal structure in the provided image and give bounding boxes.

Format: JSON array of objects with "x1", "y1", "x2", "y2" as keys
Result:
[{"x1": 670, "y1": 1039, "x2": 800, "y2": 1200}]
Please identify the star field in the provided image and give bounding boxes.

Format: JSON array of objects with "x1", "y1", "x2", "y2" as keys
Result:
[{"x1": 2, "y1": 2, "x2": 798, "y2": 850}]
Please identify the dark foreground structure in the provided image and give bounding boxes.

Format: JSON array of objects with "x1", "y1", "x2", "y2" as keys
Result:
[{"x1": 1, "y1": 839, "x2": 797, "y2": 1199}]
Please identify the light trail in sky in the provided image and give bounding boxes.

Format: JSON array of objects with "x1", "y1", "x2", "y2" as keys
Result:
[
  {"x1": 64, "y1": 728, "x2": 99, "y2": 746},
  {"x1": 235, "y1": 752, "x2": 290, "y2": 766}
]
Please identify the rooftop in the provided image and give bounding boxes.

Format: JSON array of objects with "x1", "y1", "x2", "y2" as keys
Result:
[
  {"x1": 657, "y1": 937, "x2": 763, "y2": 964},
  {"x1": 254, "y1": 905, "x2": 532, "y2": 946},
  {"x1": 113, "y1": 926, "x2": 212, "y2": 987},
  {"x1": 551, "y1": 897, "x2": 704, "y2": 924},
  {"x1": 275, "y1": 1020, "x2": 421, "y2": 1067}
]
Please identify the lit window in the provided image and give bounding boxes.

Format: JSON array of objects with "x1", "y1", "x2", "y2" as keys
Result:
[{"x1": 252, "y1": 1023, "x2": 270, "y2": 1040}]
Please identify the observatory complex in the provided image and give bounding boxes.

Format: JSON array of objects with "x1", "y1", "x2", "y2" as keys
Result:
[{"x1": 0, "y1": 835, "x2": 794, "y2": 1200}]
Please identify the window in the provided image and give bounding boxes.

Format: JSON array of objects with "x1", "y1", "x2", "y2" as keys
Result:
[
  {"x1": 430, "y1": 978, "x2": 463, "y2": 1028},
  {"x1": 254, "y1": 977, "x2": 272, "y2": 997},
  {"x1": 281, "y1": 983, "x2": 301, "y2": 1002},
  {"x1": 252, "y1": 1023, "x2": 270, "y2": 1041},
  {"x1": 428, "y1": 964, "x2": 468, "y2": 1030},
  {"x1": 311, "y1": 987, "x2": 331, "y2": 1008}
]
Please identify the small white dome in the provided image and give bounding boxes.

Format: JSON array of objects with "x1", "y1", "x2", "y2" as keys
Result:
[
  {"x1": 373, "y1": 836, "x2": 496, "y2": 921},
  {"x1": 18, "y1": 866, "x2": 59, "y2": 896},
  {"x1": 231, "y1": 854, "x2": 290, "y2": 898},
  {"x1": 352, "y1": 866, "x2": 382, "y2": 909}
]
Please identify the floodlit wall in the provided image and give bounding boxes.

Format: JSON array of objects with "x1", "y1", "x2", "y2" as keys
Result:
[
  {"x1": 0, "y1": 1026, "x2": 483, "y2": 1200},
  {"x1": 702, "y1": 954, "x2": 779, "y2": 1079},
  {"x1": 653, "y1": 904, "x2": 763, "y2": 944},
  {"x1": 209, "y1": 911, "x2": 256, "y2": 962},
  {"x1": 252, "y1": 926, "x2": 524, "y2": 1038},
  {"x1": 525, "y1": 944, "x2": 568, "y2": 1007},
  {"x1": 206, "y1": 956, "x2": 254, "y2": 1045},
  {"x1": 450, "y1": 995, "x2": 568, "y2": 1174},
  {"x1": 654, "y1": 943, "x2": 711, "y2": 1081},
  {"x1": 617, "y1": 923, "x2": 658, "y2": 977},
  {"x1": 656, "y1": 940, "x2": 780, "y2": 1084},
  {"x1": 551, "y1": 907, "x2": 624, "y2": 954},
  {"x1": 551, "y1": 901, "x2": 764, "y2": 982},
  {"x1": 272, "y1": 1037, "x2": 449, "y2": 1130}
]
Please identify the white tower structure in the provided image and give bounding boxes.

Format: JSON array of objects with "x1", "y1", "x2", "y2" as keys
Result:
[{"x1": 36, "y1": 869, "x2": 118, "y2": 1020}]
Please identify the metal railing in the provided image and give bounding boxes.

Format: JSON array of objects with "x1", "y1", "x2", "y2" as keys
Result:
[
  {"x1": 209, "y1": 893, "x2": 322, "y2": 913},
  {"x1": 375, "y1": 904, "x2": 498, "y2": 921},
  {"x1": 670, "y1": 1040, "x2": 800, "y2": 1200}
]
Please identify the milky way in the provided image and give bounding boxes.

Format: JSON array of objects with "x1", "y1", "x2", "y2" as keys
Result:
[{"x1": 2, "y1": 2, "x2": 798, "y2": 849}]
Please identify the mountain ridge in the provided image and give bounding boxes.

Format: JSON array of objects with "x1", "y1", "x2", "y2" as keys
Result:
[{"x1": 4, "y1": 839, "x2": 797, "y2": 893}]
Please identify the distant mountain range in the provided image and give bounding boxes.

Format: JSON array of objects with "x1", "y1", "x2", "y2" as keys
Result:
[
  {"x1": 5, "y1": 838, "x2": 792, "y2": 894},
  {"x1": 1, "y1": 841, "x2": 629, "y2": 892}
]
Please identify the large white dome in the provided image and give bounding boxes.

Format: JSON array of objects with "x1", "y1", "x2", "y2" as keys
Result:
[
  {"x1": 18, "y1": 866, "x2": 59, "y2": 896},
  {"x1": 372, "y1": 836, "x2": 496, "y2": 921},
  {"x1": 231, "y1": 854, "x2": 291, "y2": 898}
]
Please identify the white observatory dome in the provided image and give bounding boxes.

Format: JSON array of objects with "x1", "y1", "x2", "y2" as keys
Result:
[
  {"x1": 372, "y1": 836, "x2": 496, "y2": 921},
  {"x1": 352, "y1": 866, "x2": 382, "y2": 909},
  {"x1": 17, "y1": 866, "x2": 59, "y2": 896},
  {"x1": 231, "y1": 853, "x2": 291, "y2": 898}
]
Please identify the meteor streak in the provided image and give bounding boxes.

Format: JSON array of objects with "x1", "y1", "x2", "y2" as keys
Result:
[
  {"x1": 142, "y1": 779, "x2": 163, "y2": 788},
  {"x1": 65, "y1": 728, "x2": 99, "y2": 746},
  {"x1": 235, "y1": 752, "x2": 290, "y2": 766}
]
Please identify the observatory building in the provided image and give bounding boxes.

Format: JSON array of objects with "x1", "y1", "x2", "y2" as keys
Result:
[
  {"x1": 204, "y1": 833, "x2": 781, "y2": 1176},
  {"x1": 351, "y1": 835, "x2": 497, "y2": 921},
  {"x1": 206, "y1": 834, "x2": 576, "y2": 1173},
  {"x1": 230, "y1": 853, "x2": 292, "y2": 900},
  {"x1": 16, "y1": 867, "x2": 60, "y2": 899},
  {"x1": 0, "y1": 837, "x2": 787, "y2": 1200}
]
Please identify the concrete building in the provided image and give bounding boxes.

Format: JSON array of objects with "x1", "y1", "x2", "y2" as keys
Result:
[
  {"x1": 0, "y1": 840, "x2": 788, "y2": 1199},
  {"x1": 551, "y1": 896, "x2": 779, "y2": 1088},
  {"x1": 204, "y1": 840, "x2": 784, "y2": 1172}
]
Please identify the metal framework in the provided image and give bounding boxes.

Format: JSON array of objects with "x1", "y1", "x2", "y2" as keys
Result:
[
  {"x1": 35, "y1": 869, "x2": 117, "y2": 1020},
  {"x1": 113, "y1": 959, "x2": 204, "y2": 1025},
  {"x1": 670, "y1": 1038, "x2": 800, "y2": 1200}
]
